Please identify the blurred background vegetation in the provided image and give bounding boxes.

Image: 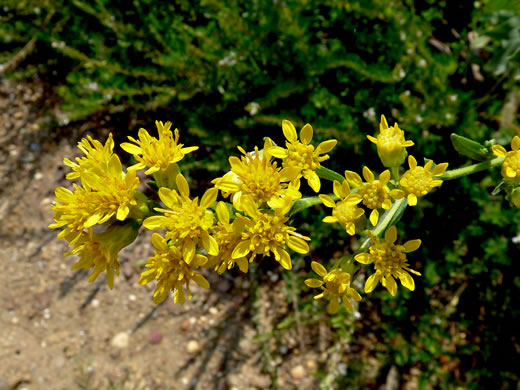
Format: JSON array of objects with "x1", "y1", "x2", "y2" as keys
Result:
[{"x1": 2, "y1": 0, "x2": 520, "y2": 388}]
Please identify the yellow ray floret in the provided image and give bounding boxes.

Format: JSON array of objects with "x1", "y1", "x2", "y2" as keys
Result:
[
  {"x1": 397, "y1": 156, "x2": 448, "y2": 206},
  {"x1": 344, "y1": 167, "x2": 402, "y2": 226},
  {"x1": 143, "y1": 174, "x2": 218, "y2": 264},
  {"x1": 121, "y1": 120, "x2": 198, "y2": 175},
  {"x1": 269, "y1": 120, "x2": 337, "y2": 192},
  {"x1": 491, "y1": 135, "x2": 520, "y2": 181},
  {"x1": 64, "y1": 133, "x2": 115, "y2": 184},
  {"x1": 205, "y1": 202, "x2": 249, "y2": 274},
  {"x1": 212, "y1": 138, "x2": 301, "y2": 211},
  {"x1": 367, "y1": 115, "x2": 414, "y2": 167},
  {"x1": 139, "y1": 233, "x2": 210, "y2": 304},
  {"x1": 305, "y1": 261, "x2": 362, "y2": 314},
  {"x1": 63, "y1": 223, "x2": 139, "y2": 289},
  {"x1": 319, "y1": 179, "x2": 364, "y2": 235},
  {"x1": 354, "y1": 226, "x2": 421, "y2": 296},
  {"x1": 231, "y1": 197, "x2": 310, "y2": 270}
]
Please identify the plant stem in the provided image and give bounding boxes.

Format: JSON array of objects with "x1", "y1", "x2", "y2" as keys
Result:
[
  {"x1": 316, "y1": 166, "x2": 344, "y2": 182},
  {"x1": 391, "y1": 166, "x2": 400, "y2": 181},
  {"x1": 440, "y1": 157, "x2": 504, "y2": 181}
]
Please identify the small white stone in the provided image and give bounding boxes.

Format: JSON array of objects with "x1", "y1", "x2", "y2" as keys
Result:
[
  {"x1": 91, "y1": 299, "x2": 100, "y2": 308},
  {"x1": 110, "y1": 332, "x2": 129, "y2": 349},
  {"x1": 209, "y1": 307, "x2": 218, "y2": 315},
  {"x1": 186, "y1": 340, "x2": 201, "y2": 354},
  {"x1": 290, "y1": 364, "x2": 306, "y2": 380},
  {"x1": 34, "y1": 171, "x2": 43, "y2": 180},
  {"x1": 128, "y1": 294, "x2": 136, "y2": 301}
]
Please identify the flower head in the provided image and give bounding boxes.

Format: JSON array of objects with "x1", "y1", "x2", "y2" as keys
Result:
[
  {"x1": 492, "y1": 136, "x2": 520, "y2": 181},
  {"x1": 213, "y1": 138, "x2": 301, "y2": 211},
  {"x1": 206, "y1": 202, "x2": 249, "y2": 274},
  {"x1": 138, "y1": 233, "x2": 210, "y2": 304},
  {"x1": 269, "y1": 120, "x2": 337, "y2": 192},
  {"x1": 64, "y1": 223, "x2": 139, "y2": 289},
  {"x1": 121, "y1": 120, "x2": 198, "y2": 175},
  {"x1": 64, "y1": 134, "x2": 115, "y2": 183},
  {"x1": 319, "y1": 180, "x2": 364, "y2": 235},
  {"x1": 143, "y1": 174, "x2": 218, "y2": 264},
  {"x1": 398, "y1": 156, "x2": 448, "y2": 206},
  {"x1": 305, "y1": 261, "x2": 362, "y2": 314},
  {"x1": 367, "y1": 115, "x2": 414, "y2": 167},
  {"x1": 355, "y1": 226, "x2": 421, "y2": 296},
  {"x1": 231, "y1": 197, "x2": 310, "y2": 270},
  {"x1": 344, "y1": 167, "x2": 401, "y2": 226}
]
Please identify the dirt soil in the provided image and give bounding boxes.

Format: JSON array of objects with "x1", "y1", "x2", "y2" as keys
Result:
[{"x1": 0, "y1": 79, "x2": 333, "y2": 390}]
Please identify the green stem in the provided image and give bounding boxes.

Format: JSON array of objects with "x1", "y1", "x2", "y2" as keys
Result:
[
  {"x1": 440, "y1": 157, "x2": 504, "y2": 181},
  {"x1": 390, "y1": 166, "x2": 400, "y2": 181},
  {"x1": 288, "y1": 194, "x2": 338, "y2": 217},
  {"x1": 316, "y1": 166, "x2": 344, "y2": 182}
]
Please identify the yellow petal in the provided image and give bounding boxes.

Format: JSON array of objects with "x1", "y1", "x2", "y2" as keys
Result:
[
  {"x1": 216, "y1": 201, "x2": 230, "y2": 224},
  {"x1": 390, "y1": 189, "x2": 405, "y2": 199},
  {"x1": 369, "y1": 209, "x2": 379, "y2": 226},
  {"x1": 182, "y1": 239, "x2": 196, "y2": 264},
  {"x1": 346, "y1": 223, "x2": 356, "y2": 236},
  {"x1": 362, "y1": 166, "x2": 375, "y2": 183},
  {"x1": 300, "y1": 123, "x2": 313, "y2": 144},
  {"x1": 323, "y1": 216, "x2": 338, "y2": 223},
  {"x1": 232, "y1": 240, "x2": 251, "y2": 259},
  {"x1": 333, "y1": 180, "x2": 344, "y2": 198},
  {"x1": 365, "y1": 273, "x2": 381, "y2": 293},
  {"x1": 491, "y1": 145, "x2": 508, "y2": 157},
  {"x1": 379, "y1": 170, "x2": 390, "y2": 185},
  {"x1": 202, "y1": 233, "x2": 219, "y2": 256},
  {"x1": 158, "y1": 187, "x2": 176, "y2": 209},
  {"x1": 269, "y1": 146, "x2": 289, "y2": 159},
  {"x1": 348, "y1": 287, "x2": 362, "y2": 302},
  {"x1": 327, "y1": 297, "x2": 339, "y2": 314},
  {"x1": 432, "y1": 163, "x2": 449, "y2": 176},
  {"x1": 407, "y1": 193, "x2": 417, "y2": 206},
  {"x1": 408, "y1": 155, "x2": 417, "y2": 169},
  {"x1": 306, "y1": 171, "x2": 321, "y2": 192},
  {"x1": 512, "y1": 136, "x2": 520, "y2": 151},
  {"x1": 116, "y1": 205, "x2": 129, "y2": 221},
  {"x1": 345, "y1": 193, "x2": 362, "y2": 205},
  {"x1": 151, "y1": 233, "x2": 168, "y2": 251},
  {"x1": 341, "y1": 296, "x2": 354, "y2": 312},
  {"x1": 319, "y1": 194, "x2": 336, "y2": 208},
  {"x1": 367, "y1": 135, "x2": 378, "y2": 144},
  {"x1": 192, "y1": 273, "x2": 210, "y2": 289},
  {"x1": 277, "y1": 248, "x2": 292, "y2": 270},
  {"x1": 344, "y1": 170, "x2": 363, "y2": 187},
  {"x1": 403, "y1": 239, "x2": 421, "y2": 252},
  {"x1": 176, "y1": 174, "x2": 190, "y2": 197},
  {"x1": 382, "y1": 199, "x2": 393, "y2": 210},
  {"x1": 506, "y1": 167, "x2": 517, "y2": 178},
  {"x1": 317, "y1": 139, "x2": 337, "y2": 154},
  {"x1": 355, "y1": 252, "x2": 373, "y2": 264},
  {"x1": 311, "y1": 261, "x2": 328, "y2": 277},
  {"x1": 279, "y1": 166, "x2": 300, "y2": 181},
  {"x1": 120, "y1": 142, "x2": 142, "y2": 155},
  {"x1": 282, "y1": 120, "x2": 298, "y2": 143},
  {"x1": 380, "y1": 115, "x2": 389, "y2": 130},
  {"x1": 200, "y1": 187, "x2": 218, "y2": 209},
  {"x1": 287, "y1": 236, "x2": 310, "y2": 254},
  {"x1": 236, "y1": 257, "x2": 249, "y2": 273},
  {"x1": 143, "y1": 216, "x2": 168, "y2": 230},
  {"x1": 384, "y1": 275, "x2": 398, "y2": 296},
  {"x1": 305, "y1": 279, "x2": 324, "y2": 288},
  {"x1": 424, "y1": 160, "x2": 434, "y2": 172},
  {"x1": 398, "y1": 271, "x2": 415, "y2": 291},
  {"x1": 385, "y1": 225, "x2": 397, "y2": 244}
]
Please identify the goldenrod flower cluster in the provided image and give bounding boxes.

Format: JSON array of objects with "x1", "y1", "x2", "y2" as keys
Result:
[{"x1": 50, "y1": 113, "x2": 512, "y2": 315}]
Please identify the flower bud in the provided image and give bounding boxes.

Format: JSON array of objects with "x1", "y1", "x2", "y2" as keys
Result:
[{"x1": 367, "y1": 115, "x2": 414, "y2": 168}]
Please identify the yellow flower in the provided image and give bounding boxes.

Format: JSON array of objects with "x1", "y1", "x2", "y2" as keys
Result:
[
  {"x1": 213, "y1": 138, "x2": 301, "y2": 211},
  {"x1": 206, "y1": 202, "x2": 249, "y2": 274},
  {"x1": 354, "y1": 226, "x2": 421, "y2": 296},
  {"x1": 319, "y1": 180, "x2": 364, "y2": 235},
  {"x1": 491, "y1": 135, "x2": 520, "y2": 181},
  {"x1": 269, "y1": 120, "x2": 337, "y2": 192},
  {"x1": 121, "y1": 120, "x2": 198, "y2": 175},
  {"x1": 344, "y1": 167, "x2": 401, "y2": 226},
  {"x1": 367, "y1": 115, "x2": 414, "y2": 167},
  {"x1": 143, "y1": 174, "x2": 218, "y2": 264},
  {"x1": 64, "y1": 134, "x2": 115, "y2": 182},
  {"x1": 82, "y1": 154, "x2": 140, "y2": 221},
  {"x1": 64, "y1": 223, "x2": 139, "y2": 289},
  {"x1": 138, "y1": 233, "x2": 210, "y2": 304},
  {"x1": 305, "y1": 261, "x2": 362, "y2": 314},
  {"x1": 231, "y1": 197, "x2": 310, "y2": 270},
  {"x1": 398, "y1": 156, "x2": 448, "y2": 206}
]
